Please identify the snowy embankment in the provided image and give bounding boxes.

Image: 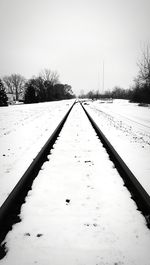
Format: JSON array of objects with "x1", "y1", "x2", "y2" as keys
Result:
[
  {"x1": 1, "y1": 103, "x2": 150, "y2": 265},
  {"x1": 0, "y1": 100, "x2": 74, "y2": 206},
  {"x1": 84, "y1": 99, "x2": 150, "y2": 195}
]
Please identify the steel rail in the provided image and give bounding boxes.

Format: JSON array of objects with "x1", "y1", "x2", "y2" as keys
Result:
[
  {"x1": 0, "y1": 101, "x2": 76, "y2": 258},
  {"x1": 81, "y1": 102, "x2": 150, "y2": 226}
]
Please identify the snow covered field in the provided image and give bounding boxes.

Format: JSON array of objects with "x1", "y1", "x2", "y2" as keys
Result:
[
  {"x1": 1, "y1": 103, "x2": 150, "y2": 265},
  {"x1": 84, "y1": 99, "x2": 150, "y2": 195},
  {"x1": 0, "y1": 100, "x2": 74, "y2": 206}
]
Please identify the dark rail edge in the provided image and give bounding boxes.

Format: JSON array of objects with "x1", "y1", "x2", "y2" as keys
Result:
[
  {"x1": 0, "y1": 100, "x2": 76, "y2": 258},
  {"x1": 81, "y1": 102, "x2": 150, "y2": 227}
]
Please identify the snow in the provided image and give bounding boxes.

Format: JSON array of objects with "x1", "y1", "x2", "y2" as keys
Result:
[
  {"x1": 0, "y1": 100, "x2": 74, "y2": 206},
  {"x1": 83, "y1": 99, "x2": 150, "y2": 195},
  {"x1": 1, "y1": 103, "x2": 150, "y2": 265}
]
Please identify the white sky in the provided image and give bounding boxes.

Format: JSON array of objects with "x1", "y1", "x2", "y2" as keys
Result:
[{"x1": 0, "y1": 0, "x2": 150, "y2": 95}]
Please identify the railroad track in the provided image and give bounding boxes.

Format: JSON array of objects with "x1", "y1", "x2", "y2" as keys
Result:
[
  {"x1": 0, "y1": 100, "x2": 150, "y2": 263},
  {"x1": 81, "y1": 102, "x2": 150, "y2": 219},
  {"x1": 0, "y1": 101, "x2": 75, "y2": 258}
]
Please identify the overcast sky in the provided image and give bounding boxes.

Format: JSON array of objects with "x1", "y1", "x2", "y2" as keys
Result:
[{"x1": 0, "y1": 0, "x2": 150, "y2": 95}]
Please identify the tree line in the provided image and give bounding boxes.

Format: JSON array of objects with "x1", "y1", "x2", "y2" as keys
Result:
[
  {"x1": 0, "y1": 69, "x2": 75, "y2": 106},
  {"x1": 80, "y1": 45, "x2": 150, "y2": 104}
]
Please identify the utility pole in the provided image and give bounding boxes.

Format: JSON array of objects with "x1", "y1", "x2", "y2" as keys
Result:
[
  {"x1": 97, "y1": 64, "x2": 100, "y2": 95},
  {"x1": 102, "y1": 60, "x2": 104, "y2": 94},
  {"x1": 97, "y1": 60, "x2": 105, "y2": 95}
]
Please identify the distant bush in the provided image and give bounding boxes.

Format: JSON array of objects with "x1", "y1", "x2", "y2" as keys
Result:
[
  {"x1": 24, "y1": 79, "x2": 39, "y2": 104},
  {"x1": 79, "y1": 85, "x2": 150, "y2": 104},
  {"x1": 24, "y1": 75, "x2": 75, "y2": 104},
  {"x1": 0, "y1": 79, "x2": 8, "y2": 106},
  {"x1": 3, "y1": 74, "x2": 25, "y2": 102},
  {"x1": 2, "y1": 68, "x2": 75, "y2": 104},
  {"x1": 80, "y1": 45, "x2": 150, "y2": 104},
  {"x1": 130, "y1": 44, "x2": 150, "y2": 104},
  {"x1": 79, "y1": 87, "x2": 132, "y2": 101},
  {"x1": 130, "y1": 83, "x2": 150, "y2": 104}
]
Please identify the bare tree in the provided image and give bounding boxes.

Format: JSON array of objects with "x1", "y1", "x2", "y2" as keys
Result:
[
  {"x1": 137, "y1": 44, "x2": 150, "y2": 86},
  {"x1": 63, "y1": 84, "x2": 74, "y2": 96},
  {"x1": 39, "y1": 69, "x2": 59, "y2": 86},
  {"x1": 3, "y1": 74, "x2": 25, "y2": 101}
]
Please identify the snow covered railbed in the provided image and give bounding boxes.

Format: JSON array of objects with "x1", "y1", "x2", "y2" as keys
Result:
[
  {"x1": 0, "y1": 100, "x2": 75, "y2": 207},
  {"x1": 1, "y1": 103, "x2": 150, "y2": 265},
  {"x1": 83, "y1": 99, "x2": 150, "y2": 195},
  {"x1": 81, "y1": 103, "x2": 150, "y2": 219},
  {"x1": 0, "y1": 102, "x2": 75, "y2": 253}
]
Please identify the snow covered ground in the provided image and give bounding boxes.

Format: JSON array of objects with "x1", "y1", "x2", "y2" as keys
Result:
[
  {"x1": 0, "y1": 100, "x2": 74, "y2": 206},
  {"x1": 1, "y1": 103, "x2": 150, "y2": 265},
  {"x1": 83, "y1": 99, "x2": 150, "y2": 195}
]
